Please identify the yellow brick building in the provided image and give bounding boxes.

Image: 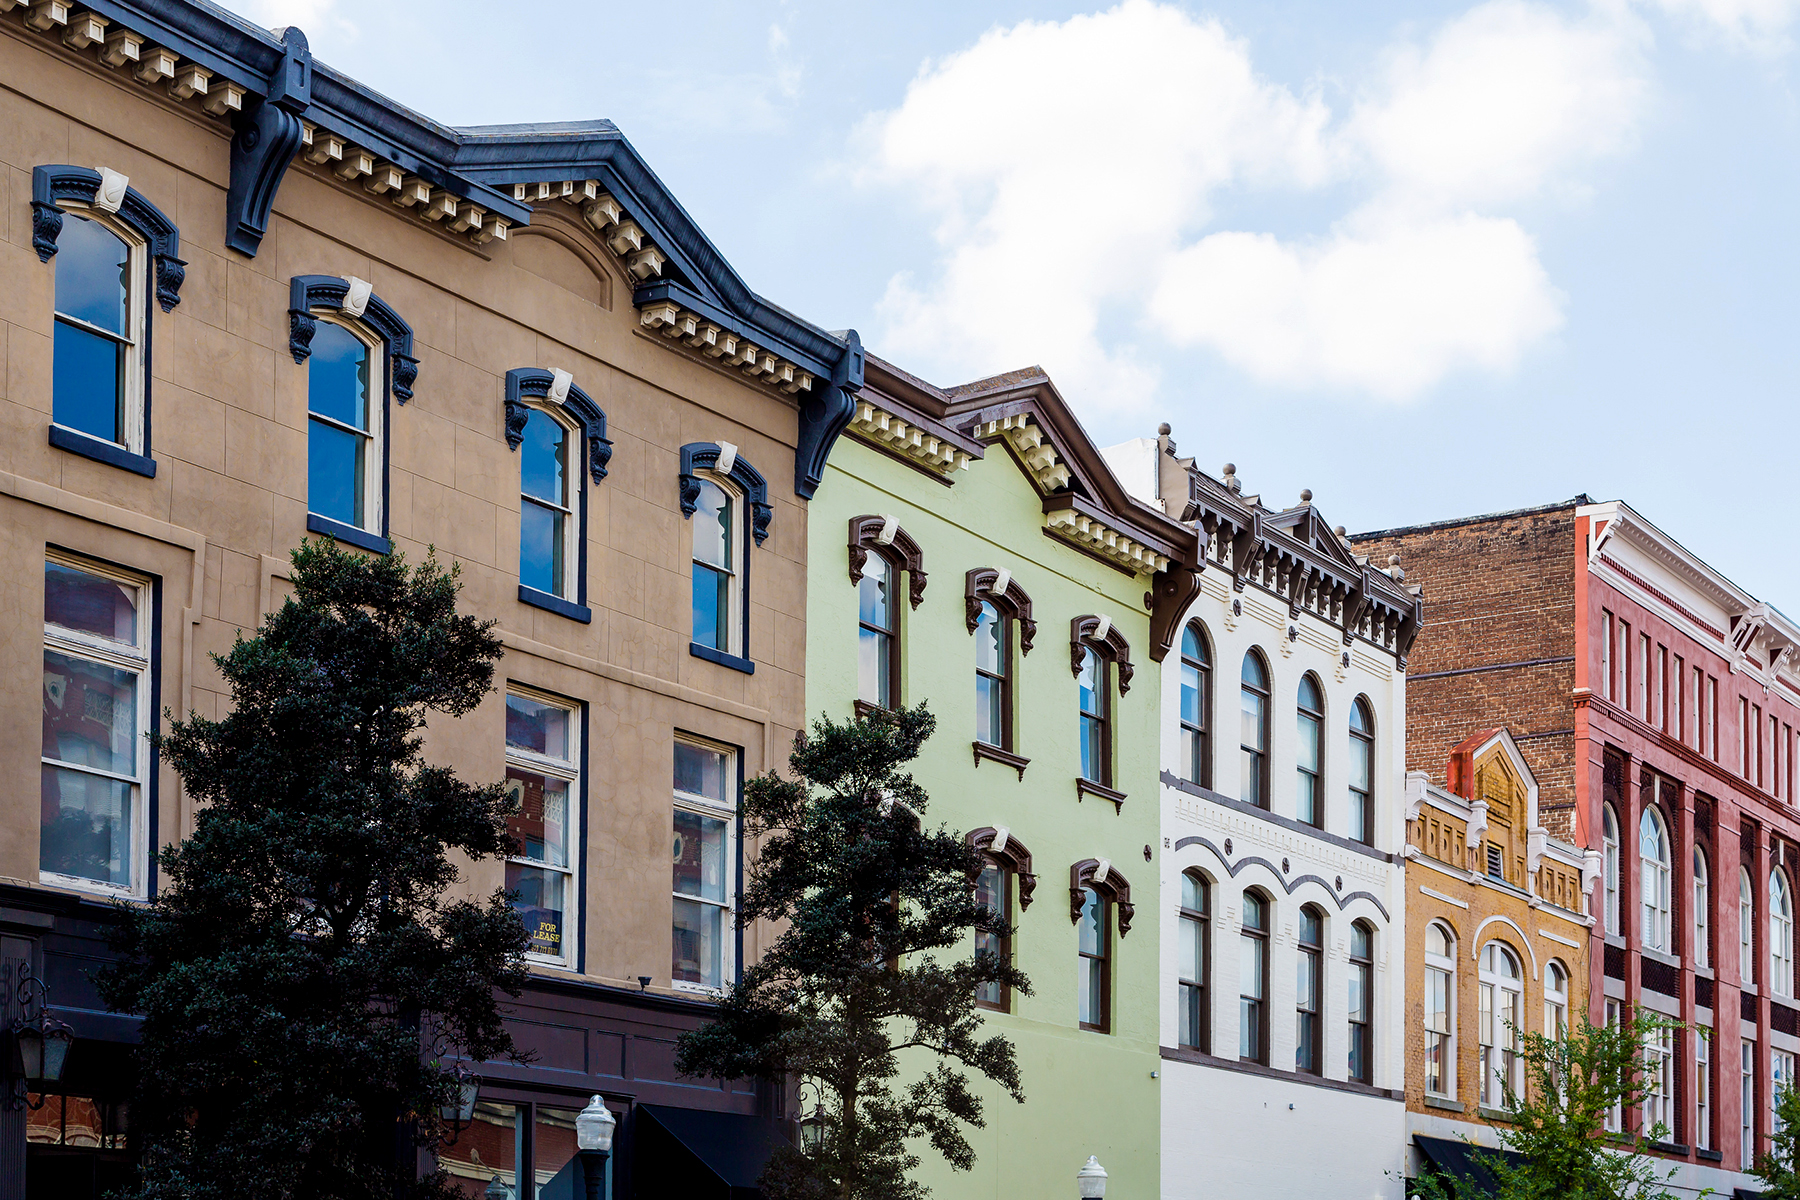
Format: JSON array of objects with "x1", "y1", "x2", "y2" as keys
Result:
[{"x1": 1403, "y1": 729, "x2": 1594, "y2": 1177}]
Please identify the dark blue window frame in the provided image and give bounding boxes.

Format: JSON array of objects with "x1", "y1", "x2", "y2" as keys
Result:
[
  {"x1": 504, "y1": 369, "x2": 613, "y2": 624},
  {"x1": 679, "y1": 443, "x2": 769, "y2": 675}
]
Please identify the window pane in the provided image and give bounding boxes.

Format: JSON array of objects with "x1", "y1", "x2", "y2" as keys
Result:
[
  {"x1": 520, "y1": 409, "x2": 567, "y2": 505},
  {"x1": 1240, "y1": 930, "x2": 1265, "y2": 1000},
  {"x1": 307, "y1": 418, "x2": 366, "y2": 529},
  {"x1": 519, "y1": 499, "x2": 566, "y2": 598},
  {"x1": 975, "y1": 864, "x2": 1004, "y2": 1007},
  {"x1": 1180, "y1": 913, "x2": 1202, "y2": 981},
  {"x1": 1080, "y1": 714, "x2": 1102, "y2": 782},
  {"x1": 45, "y1": 562, "x2": 138, "y2": 646},
  {"x1": 1299, "y1": 909, "x2": 1322, "y2": 946},
  {"x1": 1078, "y1": 649, "x2": 1100, "y2": 716},
  {"x1": 1079, "y1": 955, "x2": 1103, "y2": 1026},
  {"x1": 1350, "y1": 734, "x2": 1372, "y2": 791},
  {"x1": 439, "y1": 1102, "x2": 521, "y2": 1200},
  {"x1": 1181, "y1": 663, "x2": 1201, "y2": 726},
  {"x1": 43, "y1": 650, "x2": 138, "y2": 775},
  {"x1": 975, "y1": 675, "x2": 1002, "y2": 747},
  {"x1": 672, "y1": 895, "x2": 723, "y2": 987},
  {"x1": 533, "y1": 1106, "x2": 584, "y2": 1200},
  {"x1": 1297, "y1": 712, "x2": 1320, "y2": 773},
  {"x1": 506, "y1": 695, "x2": 570, "y2": 761},
  {"x1": 1352, "y1": 923, "x2": 1372, "y2": 959},
  {"x1": 975, "y1": 603, "x2": 1002, "y2": 674},
  {"x1": 55, "y1": 215, "x2": 129, "y2": 334},
  {"x1": 506, "y1": 863, "x2": 565, "y2": 957},
  {"x1": 1180, "y1": 982, "x2": 1202, "y2": 1049},
  {"x1": 1351, "y1": 698, "x2": 1372, "y2": 735},
  {"x1": 858, "y1": 558, "x2": 893, "y2": 631},
  {"x1": 858, "y1": 627, "x2": 890, "y2": 708},
  {"x1": 691, "y1": 564, "x2": 729, "y2": 652},
  {"x1": 674, "y1": 742, "x2": 729, "y2": 801},
  {"x1": 1297, "y1": 949, "x2": 1317, "y2": 1009},
  {"x1": 1183, "y1": 874, "x2": 1206, "y2": 913},
  {"x1": 673, "y1": 809, "x2": 728, "y2": 902},
  {"x1": 1078, "y1": 888, "x2": 1103, "y2": 955},
  {"x1": 40, "y1": 765, "x2": 132, "y2": 886},
  {"x1": 504, "y1": 767, "x2": 569, "y2": 868},
  {"x1": 692, "y1": 481, "x2": 731, "y2": 570},
  {"x1": 1297, "y1": 769, "x2": 1317, "y2": 826},
  {"x1": 307, "y1": 322, "x2": 370, "y2": 430},
  {"x1": 1240, "y1": 997, "x2": 1260, "y2": 1060},
  {"x1": 1241, "y1": 688, "x2": 1266, "y2": 751},
  {"x1": 1350, "y1": 961, "x2": 1368, "y2": 1023},
  {"x1": 52, "y1": 320, "x2": 124, "y2": 443}
]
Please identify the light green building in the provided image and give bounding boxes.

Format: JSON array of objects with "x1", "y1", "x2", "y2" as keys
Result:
[{"x1": 805, "y1": 358, "x2": 1200, "y2": 1199}]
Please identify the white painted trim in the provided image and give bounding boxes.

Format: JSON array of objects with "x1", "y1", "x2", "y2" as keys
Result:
[
  {"x1": 1538, "y1": 928, "x2": 1584, "y2": 949},
  {"x1": 1472, "y1": 913, "x2": 1540, "y2": 980},
  {"x1": 1420, "y1": 886, "x2": 1469, "y2": 909}
]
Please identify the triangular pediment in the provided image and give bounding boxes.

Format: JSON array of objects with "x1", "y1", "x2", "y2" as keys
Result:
[{"x1": 1262, "y1": 504, "x2": 1363, "y2": 574}]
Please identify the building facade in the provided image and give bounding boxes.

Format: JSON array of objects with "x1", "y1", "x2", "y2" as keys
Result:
[
  {"x1": 1402, "y1": 729, "x2": 1590, "y2": 1180},
  {"x1": 803, "y1": 361, "x2": 1200, "y2": 1200},
  {"x1": 1357, "y1": 499, "x2": 1798, "y2": 1196},
  {"x1": 2, "y1": 3, "x2": 864, "y2": 1195},
  {"x1": 1103, "y1": 435, "x2": 1420, "y2": 1199}
]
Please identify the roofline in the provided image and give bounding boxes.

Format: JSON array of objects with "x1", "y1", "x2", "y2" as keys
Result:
[{"x1": 1347, "y1": 496, "x2": 1594, "y2": 542}]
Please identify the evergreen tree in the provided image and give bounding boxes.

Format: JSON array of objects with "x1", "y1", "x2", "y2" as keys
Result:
[
  {"x1": 1753, "y1": 1074, "x2": 1800, "y2": 1198},
  {"x1": 98, "y1": 540, "x2": 530, "y2": 1200},
  {"x1": 1410, "y1": 1008, "x2": 1691, "y2": 1200},
  {"x1": 675, "y1": 704, "x2": 1030, "y2": 1200}
]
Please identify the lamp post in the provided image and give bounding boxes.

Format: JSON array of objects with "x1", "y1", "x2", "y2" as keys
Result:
[
  {"x1": 1077, "y1": 1155, "x2": 1108, "y2": 1198},
  {"x1": 575, "y1": 1094, "x2": 616, "y2": 1200}
]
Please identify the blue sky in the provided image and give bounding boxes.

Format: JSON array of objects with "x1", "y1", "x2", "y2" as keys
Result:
[{"x1": 251, "y1": 0, "x2": 1800, "y2": 603}]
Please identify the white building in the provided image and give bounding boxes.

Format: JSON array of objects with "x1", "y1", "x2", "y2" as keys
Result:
[{"x1": 1107, "y1": 431, "x2": 1421, "y2": 1200}]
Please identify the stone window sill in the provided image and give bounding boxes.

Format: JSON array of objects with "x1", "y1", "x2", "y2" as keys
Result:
[
  {"x1": 690, "y1": 642, "x2": 754, "y2": 674},
  {"x1": 519, "y1": 585, "x2": 591, "y2": 624},
  {"x1": 49, "y1": 424, "x2": 156, "y2": 477},
  {"x1": 307, "y1": 512, "x2": 390, "y2": 555},
  {"x1": 972, "y1": 741, "x2": 1030, "y2": 780}
]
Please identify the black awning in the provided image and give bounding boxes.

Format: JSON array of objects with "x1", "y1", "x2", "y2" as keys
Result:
[
  {"x1": 1413, "y1": 1135, "x2": 1528, "y2": 1197},
  {"x1": 1735, "y1": 1189, "x2": 1766, "y2": 1200},
  {"x1": 632, "y1": 1104, "x2": 791, "y2": 1200}
]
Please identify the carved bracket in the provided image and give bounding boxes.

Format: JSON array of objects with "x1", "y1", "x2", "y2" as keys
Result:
[
  {"x1": 31, "y1": 165, "x2": 186, "y2": 311},
  {"x1": 1070, "y1": 615, "x2": 1134, "y2": 695},
  {"x1": 795, "y1": 329, "x2": 864, "y2": 499},
  {"x1": 847, "y1": 515, "x2": 926, "y2": 608},
  {"x1": 967, "y1": 827, "x2": 1037, "y2": 910},
  {"x1": 680, "y1": 442, "x2": 773, "y2": 546},
  {"x1": 225, "y1": 28, "x2": 311, "y2": 257},
  {"x1": 503, "y1": 368, "x2": 613, "y2": 485},
  {"x1": 1069, "y1": 858, "x2": 1134, "y2": 937},
  {"x1": 965, "y1": 568, "x2": 1036, "y2": 654},
  {"x1": 289, "y1": 275, "x2": 420, "y2": 404}
]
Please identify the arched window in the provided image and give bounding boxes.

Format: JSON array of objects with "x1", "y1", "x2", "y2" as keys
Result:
[
  {"x1": 1240, "y1": 891, "x2": 1269, "y2": 1064},
  {"x1": 974, "y1": 859, "x2": 1011, "y2": 1012},
  {"x1": 1179, "y1": 624, "x2": 1211, "y2": 787},
  {"x1": 1240, "y1": 652, "x2": 1270, "y2": 809},
  {"x1": 1603, "y1": 805, "x2": 1620, "y2": 936},
  {"x1": 1424, "y1": 922, "x2": 1456, "y2": 1098},
  {"x1": 1349, "y1": 698, "x2": 1375, "y2": 845},
  {"x1": 1078, "y1": 647, "x2": 1110, "y2": 787},
  {"x1": 1743, "y1": 866, "x2": 1757, "y2": 984},
  {"x1": 1545, "y1": 960, "x2": 1569, "y2": 1039},
  {"x1": 1296, "y1": 906, "x2": 1323, "y2": 1074},
  {"x1": 1179, "y1": 872, "x2": 1208, "y2": 1051},
  {"x1": 1773, "y1": 870, "x2": 1794, "y2": 999},
  {"x1": 1349, "y1": 922, "x2": 1374, "y2": 1083},
  {"x1": 1296, "y1": 675, "x2": 1324, "y2": 828},
  {"x1": 975, "y1": 600, "x2": 1009, "y2": 750},
  {"x1": 518, "y1": 407, "x2": 578, "y2": 603},
  {"x1": 1078, "y1": 886, "x2": 1110, "y2": 1032},
  {"x1": 1694, "y1": 846, "x2": 1711, "y2": 970},
  {"x1": 307, "y1": 319, "x2": 381, "y2": 538},
  {"x1": 858, "y1": 553, "x2": 899, "y2": 710},
  {"x1": 691, "y1": 477, "x2": 739, "y2": 656},
  {"x1": 1640, "y1": 807, "x2": 1672, "y2": 952},
  {"x1": 1479, "y1": 942, "x2": 1523, "y2": 1107}
]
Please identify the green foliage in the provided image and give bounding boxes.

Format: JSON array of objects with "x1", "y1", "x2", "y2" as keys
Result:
[
  {"x1": 675, "y1": 704, "x2": 1030, "y2": 1200},
  {"x1": 98, "y1": 540, "x2": 530, "y2": 1200},
  {"x1": 1410, "y1": 1009, "x2": 1695, "y2": 1200},
  {"x1": 1753, "y1": 1077, "x2": 1800, "y2": 1197}
]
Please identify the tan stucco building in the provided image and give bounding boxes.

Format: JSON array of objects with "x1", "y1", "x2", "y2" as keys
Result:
[{"x1": 1, "y1": 3, "x2": 863, "y2": 1195}]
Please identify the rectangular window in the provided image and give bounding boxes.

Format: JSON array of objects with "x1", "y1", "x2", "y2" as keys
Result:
[
  {"x1": 1605, "y1": 999, "x2": 1624, "y2": 1133},
  {"x1": 1657, "y1": 645, "x2": 1668, "y2": 729},
  {"x1": 1640, "y1": 633, "x2": 1651, "y2": 718},
  {"x1": 306, "y1": 320, "x2": 381, "y2": 534},
  {"x1": 1077, "y1": 887, "x2": 1109, "y2": 1032},
  {"x1": 673, "y1": 739, "x2": 736, "y2": 990},
  {"x1": 1697, "y1": 1028, "x2": 1712, "y2": 1152},
  {"x1": 1709, "y1": 676, "x2": 1720, "y2": 761},
  {"x1": 1778, "y1": 1051, "x2": 1797, "y2": 1143},
  {"x1": 1745, "y1": 1039, "x2": 1758, "y2": 1169},
  {"x1": 1644, "y1": 1026, "x2": 1675, "y2": 1139},
  {"x1": 1078, "y1": 648, "x2": 1110, "y2": 786},
  {"x1": 504, "y1": 690, "x2": 579, "y2": 967},
  {"x1": 40, "y1": 556, "x2": 149, "y2": 895},
  {"x1": 1621, "y1": 621, "x2": 1633, "y2": 712},
  {"x1": 1757, "y1": 704, "x2": 1766, "y2": 788},
  {"x1": 53, "y1": 212, "x2": 145, "y2": 452},
  {"x1": 1675, "y1": 654, "x2": 1686, "y2": 743},
  {"x1": 1694, "y1": 665, "x2": 1705, "y2": 750},
  {"x1": 1776, "y1": 716, "x2": 1785, "y2": 800},
  {"x1": 1744, "y1": 697, "x2": 1754, "y2": 779},
  {"x1": 1602, "y1": 610, "x2": 1614, "y2": 699},
  {"x1": 974, "y1": 862, "x2": 1010, "y2": 1011},
  {"x1": 1425, "y1": 965, "x2": 1452, "y2": 1096}
]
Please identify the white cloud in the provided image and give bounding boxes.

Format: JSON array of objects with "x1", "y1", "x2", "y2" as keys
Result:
[
  {"x1": 1644, "y1": 0, "x2": 1800, "y2": 49},
  {"x1": 235, "y1": 0, "x2": 356, "y2": 41},
  {"x1": 864, "y1": 0, "x2": 1649, "y2": 407}
]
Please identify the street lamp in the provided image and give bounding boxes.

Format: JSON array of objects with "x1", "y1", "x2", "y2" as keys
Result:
[
  {"x1": 1077, "y1": 1155, "x2": 1108, "y2": 1198},
  {"x1": 482, "y1": 1174, "x2": 512, "y2": 1200},
  {"x1": 576, "y1": 1094, "x2": 616, "y2": 1200},
  {"x1": 437, "y1": 1065, "x2": 480, "y2": 1140}
]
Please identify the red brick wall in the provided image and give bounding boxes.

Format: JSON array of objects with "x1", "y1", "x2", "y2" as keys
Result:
[{"x1": 1354, "y1": 505, "x2": 1579, "y2": 837}]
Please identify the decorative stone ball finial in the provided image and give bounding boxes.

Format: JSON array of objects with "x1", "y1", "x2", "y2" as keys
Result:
[
  {"x1": 1157, "y1": 422, "x2": 1172, "y2": 436},
  {"x1": 1300, "y1": 488, "x2": 1313, "y2": 503},
  {"x1": 1221, "y1": 463, "x2": 1240, "y2": 494},
  {"x1": 1388, "y1": 553, "x2": 1405, "y2": 582},
  {"x1": 1335, "y1": 525, "x2": 1347, "y2": 538}
]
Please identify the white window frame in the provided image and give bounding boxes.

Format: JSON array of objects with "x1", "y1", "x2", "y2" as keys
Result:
[
  {"x1": 504, "y1": 686, "x2": 580, "y2": 970},
  {"x1": 1772, "y1": 869, "x2": 1794, "y2": 999},
  {"x1": 40, "y1": 552, "x2": 151, "y2": 899},
  {"x1": 1424, "y1": 923, "x2": 1456, "y2": 1098},
  {"x1": 1744, "y1": 866, "x2": 1759, "y2": 986},
  {"x1": 1640, "y1": 805, "x2": 1671, "y2": 953},
  {"x1": 518, "y1": 404, "x2": 581, "y2": 601},
  {"x1": 689, "y1": 474, "x2": 743, "y2": 658},
  {"x1": 1744, "y1": 1038, "x2": 1758, "y2": 1169},
  {"x1": 1643, "y1": 1025, "x2": 1675, "y2": 1138},
  {"x1": 1606, "y1": 999, "x2": 1624, "y2": 1133},
  {"x1": 1479, "y1": 941, "x2": 1523, "y2": 1109},
  {"x1": 1777, "y1": 1050, "x2": 1797, "y2": 1140},
  {"x1": 1544, "y1": 960, "x2": 1568, "y2": 1040},
  {"x1": 1604, "y1": 804, "x2": 1621, "y2": 936},
  {"x1": 52, "y1": 205, "x2": 147, "y2": 454},
  {"x1": 306, "y1": 315, "x2": 384, "y2": 535},
  {"x1": 1697, "y1": 1027, "x2": 1712, "y2": 1152},
  {"x1": 1695, "y1": 846, "x2": 1710, "y2": 969},
  {"x1": 672, "y1": 736, "x2": 738, "y2": 994}
]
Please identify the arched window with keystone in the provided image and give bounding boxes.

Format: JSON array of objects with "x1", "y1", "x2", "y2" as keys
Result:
[{"x1": 503, "y1": 367, "x2": 612, "y2": 623}]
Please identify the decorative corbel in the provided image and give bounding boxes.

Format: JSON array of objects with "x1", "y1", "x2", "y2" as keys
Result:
[
  {"x1": 1466, "y1": 799, "x2": 1489, "y2": 850},
  {"x1": 225, "y1": 27, "x2": 310, "y2": 257}
]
